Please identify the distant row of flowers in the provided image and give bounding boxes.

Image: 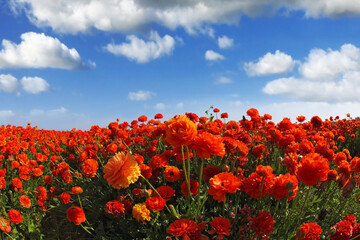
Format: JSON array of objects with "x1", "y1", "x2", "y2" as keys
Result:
[{"x1": 1, "y1": 107, "x2": 360, "y2": 239}]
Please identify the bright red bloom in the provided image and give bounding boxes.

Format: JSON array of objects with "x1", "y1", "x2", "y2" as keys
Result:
[
  {"x1": 8, "y1": 210, "x2": 23, "y2": 223},
  {"x1": 192, "y1": 132, "x2": 225, "y2": 159},
  {"x1": 311, "y1": 116, "x2": 322, "y2": 129},
  {"x1": 11, "y1": 177, "x2": 23, "y2": 192},
  {"x1": 250, "y1": 210, "x2": 275, "y2": 239},
  {"x1": 243, "y1": 166, "x2": 275, "y2": 199},
  {"x1": 208, "y1": 172, "x2": 241, "y2": 202},
  {"x1": 252, "y1": 144, "x2": 266, "y2": 159},
  {"x1": 181, "y1": 179, "x2": 199, "y2": 197},
  {"x1": 295, "y1": 222, "x2": 322, "y2": 240},
  {"x1": 167, "y1": 219, "x2": 198, "y2": 239},
  {"x1": 71, "y1": 186, "x2": 83, "y2": 194},
  {"x1": 297, "y1": 153, "x2": 329, "y2": 186},
  {"x1": 145, "y1": 196, "x2": 166, "y2": 211},
  {"x1": 19, "y1": 195, "x2": 31, "y2": 208},
  {"x1": 105, "y1": 200, "x2": 125, "y2": 218},
  {"x1": 221, "y1": 113, "x2": 228, "y2": 119},
  {"x1": 296, "y1": 116, "x2": 306, "y2": 122},
  {"x1": 0, "y1": 177, "x2": 5, "y2": 190},
  {"x1": 138, "y1": 115, "x2": 148, "y2": 122},
  {"x1": 60, "y1": 192, "x2": 71, "y2": 204},
  {"x1": 149, "y1": 155, "x2": 169, "y2": 169},
  {"x1": 203, "y1": 165, "x2": 220, "y2": 182},
  {"x1": 208, "y1": 217, "x2": 231, "y2": 240},
  {"x1": 154, "y1": 113, "x2": 163, "y2": 119},
  {"x1": 272, "y1": 173, "x2": 298, "y2": 200},
  {"x1": 330, "y1": 220, "x2": 353, "y2": 240},
  {"x1": 36, "y1": 186, "x2": 47, "y2": 202},
  {"x1": 66, "y1": 206, "x2": 86, "y2": 225}
]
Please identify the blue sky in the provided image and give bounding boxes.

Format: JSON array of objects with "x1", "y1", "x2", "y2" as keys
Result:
[{"x1": 1, "y1": 0, "x2": 360, "y2": 130}]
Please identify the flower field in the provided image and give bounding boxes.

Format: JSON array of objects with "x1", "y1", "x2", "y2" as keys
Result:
[{"x1": 1, "y1": 108, "x2": 360, "y2": 239}]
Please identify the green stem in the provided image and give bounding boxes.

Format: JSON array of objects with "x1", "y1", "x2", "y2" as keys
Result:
[
  {"x1": 186, "y1": 146, "x2": 192, "y2": 198},
  {"x1": 257, "y1": 176, "x2": 265, "y2": 211},
  {"x1": 196, "y1": 158, "x2": 206, "y2": 216},
  {"x1": 299, "y1": 186, "x2": 311, "y2": 216}
]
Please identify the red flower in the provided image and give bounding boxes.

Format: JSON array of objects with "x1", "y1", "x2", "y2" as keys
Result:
[
  {"x1": 0, "y1": 177, "x2": 5, "y2": 190},
  {"x1": 81, "y1": 159, "x2": 98, "y2": 178},
  {"x1": 250, "y1": 210, "x2": 275, "y2": 239},
  {"x1": 11, "y1": 177, "x2": 22, "y2": 192},
  {"x1": 60, "y1": 192, "x2": 71, "y2": 204},
  {"x1": 208, "y1": 217, "x2": 231, "y2": 240},
  {"x1": 167, "y1": 219, "x2": 198, "y2": 239},
  {"x1": 220, "y1": 113, "x2": 228, "y2": 119},
  {"x1": 8, "y1": 210, "x2": 23, "y2": 223},
  {"x1": 154, "y1": 113, "x2": 163, "y2": 119},
  {"x1": 272, "y1": 173, "x2": 298, "y2": 200},
  {"x1": 243, "y1": 166, "x2": 275, "y2": 199},
  {"x1": 19, "y1": 195, "x2": 31, "y2": 208},
  {"x1": 71, "y1": 186, "x2": 83, "y2": 194},
  {"x1": 156, "y1": 186, "x2": 175, "y2": 202},
  {"x1": 208, "y1": 172, "x2": 241, "y2": 202},
  {"x1": 330, "y1": 220, "x2": 353, "y2": 240},
  {"x1": 138, "y1": 115, "x2": 148, "y2": 122},
  {"x1": 297, "y1": 153, "x2": 329, "y2": 186},
  {"x1": 295, "y1": 222, "x2": 322, "y2": 240},
  {"x1": 203, "y1": 165, "x2": 220, "y2": 182},
  {"x1": 105, "y1": 200, "x2": 125, "y2": 218},
  {"x1": 66, "y1": 206, "x2": 86, "y2": 225},
  {"x1": 252, "y1": 144, "x2": 266, "y2": 159},
  {"x1": 164, "y1": 166, "x2": 180, "y2": 182},
  {"x1": 145, "y1": 196, "x2": 166, "y2": 211},
  {"x1": 181, "y1": 179, "x2": 199, "y2": 197},
  {"x1": 213, "y1": 108, "x2": 220, "y2": 113}
]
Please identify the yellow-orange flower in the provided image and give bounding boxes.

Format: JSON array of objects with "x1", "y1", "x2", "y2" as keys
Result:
[
  {"x1": 165, "y1": 115, "x2": 197, "y2": 148},
  {"x1": 103, "y1": 152, "x2": 140, "y2": 189},
  {"x1": 132, "y1": 202, "x2": 151, "y2": 222}
]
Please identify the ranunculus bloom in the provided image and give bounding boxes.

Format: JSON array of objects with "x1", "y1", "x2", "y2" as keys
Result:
[
  {"x1": 272, "y1": 173, "x2": 298, "y2": 201},
  {"x1": 330, "y1": 220, "x2": 353, "y2": 240},
  {"x1": 164, "y1": 166, "x2": 180, "y2": 182},
  {"x1": 243, "y1": 166, "x2": 275, "y2": 199},
  {"x1": 0, "y1": 217, "x2": 11, "y2": 233},
  {"x1": 105, "y1": 200, "x2": 125, "y2": 218},
  {"x1": 132, "y1": 203, "x2": 151, "y2": 222},
  {"x1": 145, "y1": 196, "x2": 166, "y2": 211},
  {"x1": 208, "y1": 172, "x2": 241, "y2": 202},
  {"x1": 181, "y1": 179, "x2": 199, "y2": 197},
  {"x1": 192, "y1": 131, "x2": 225, "y2": 159},
  {"x1": 60, "y1": 192, "x2": 71, "y2": 204},
  {"x1": 295, "y1": 222, "x2": 322, "y2": 240},
  {"x1": 250, "y1": 210, "x2": 275, "y2": 239},
  {"x1": 81, "y1": 159, "x2": 98, "y2": 177},
  {"x1": 208, "y1": 217, "x2": 231, "y2": 240},
  {"x1": 19, "y1": 195, "x2": 31, "y2": 208},
  {"x1": 167, "y1": 219, "x2": 198, "y2": 239},
  {"x1": 71, "y1": 186, "x2": 83, "y2": 194},
  {"x1": 156, "y1": 186, "x2": 175, "y2": 202},
  {"x1": 66, "y1": 206, "x2": 86, "y2": 225},
  {"x1": 297, "y1": 153, "x2": 329, "y2": 186},
  {"x1": 103, "y1": 152, "x2": 140, "y2": 189},
  {"x1": 165, "y1": 115, "x2": 197, "y2": 148},
  {"x1": 8, "y1": 210, "x2": 23, "y2": 223}
]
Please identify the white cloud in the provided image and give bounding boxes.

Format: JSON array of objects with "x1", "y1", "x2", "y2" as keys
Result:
[
  {"x1": 205, "y1": 50, "x2": 225, "y2": 61},
  {"x1": 0, "y1": 74, "x2": 20, "y2": 95},
  {"x1": 218, "y1": 36, "x2": 234, "y2": 49},
  {"x1": 10, "y1": 1, "x2": 360, "y2": 35},
  {"x1": 244, "y1": 50, "x2": 295, "y2": 76},
  {"x1": 105, "y1": 31, "x2": 175, "y2": 63},
  {"x1": 0, "y1": 110, "x2": 15, "y2": 119},
  {"x1": 0, "y1": 32, "x2": 87, "y2": 69},
  {"x1": 176, "y1": 102, "x2": 184, "y2": 109},
  {"x1": 21, "y1": 76, "x2": 50, "y2": 94},
  {"x1": 263, "y1": 44, "x2": 360, "y2": 102},
  {"x1": 154, "y1": 103, "x2": 166, "y2": 110},
  {"x1": 128, "y1": 90, "x2": 156, "y2": 101},
  {"x1": 214, "y1": 76, "x2": 233, "y2": 85}
]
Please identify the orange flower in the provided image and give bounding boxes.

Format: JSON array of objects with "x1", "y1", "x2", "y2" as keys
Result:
[
  {"x1": 208, "y1": 217, "x2": 231, "y2": 240},
  {"x1": 167, "y1": 219, "x2": 198, "y2": 239},
  {"x1": 164, "y1": 166, "x2": 180, "y2": 182},
  {"x1": 103, "y1": 152, "x2": 140, "y2": 189},
  {"x1": 66, "y1": 206, "x2": 86, "y2": 225},
  {"x1": 132, "y1": 203, "x2": 151, "y2": 222},
  {"x1": 19, "y1": 195, "x2": 31, "y2": 208},
  {"x1": 192, "y1": 132, "x2": 225, "y2": 159},
  {"x1": 71, "y1": 186, "x2": 83, "y2": 194},
  {"x1": 0, "y1": 217, "x2": 11, "y2": 233},
  {"x1": 295, "y1": 222, "x2": 322, "y2": 240},
  {"x1": 81, "y1": 159, "x2": 98, "y2": 178},
  {"x1": 145, "y1": 196, "x2": 166, "y2": 211},
  {"x1": 208, "y1": 172, "x2": 241, "y2": 202},
  {"x1": 297, "y1": 153, "x2": 329, "y2": 186},
  {"x1": 165, "y1": 115, "x2": 197, "y2": 148}
]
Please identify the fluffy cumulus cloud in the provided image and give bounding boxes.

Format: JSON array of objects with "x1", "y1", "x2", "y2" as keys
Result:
[
  {"x1": 10, "y1": 0, "x2": 360, "y2": 35},
  {"x1": 0, "y1": 74, "x2": 20, "y2": 95},
  {"x1": 128, "y1": 90, "x2": 156, "y2": 101},
  {"x1": 105, "y1": 31, "x2": 175, "y2": 63},
  {"x1": 0, "y1": 74, "x2": 50, "y2": 95},
  {"x1": 0, "y1": 32, "x2": 87, "y2": 69},
  {"x1": 244, "y1": 50, "x2": 295, "y2": 76},
  {"x1": 263, "y1": 44, "x2": 360, "y2": 102},
  {"x1": 218, "y1": 35, "x2": 234, "y2": 49},
  {"x1": 205, "y1": 50, "x2": 225, "y2": 61},
  {"x1": 20, "y1": 76, "x2": 50, "y2": 94}
]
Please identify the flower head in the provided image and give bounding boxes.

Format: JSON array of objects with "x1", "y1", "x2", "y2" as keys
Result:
[
  {"x1": 297, "y1": 153, "x2": 329, "y2": 186},
  {"x1": 208, "y1": 172, "x2": 241, "y2": 202},
  {"x1": 165, "y1": 115, "x2": 197, "y2": 148},
  {"x1": 66, "y1": 206, "x2": 86, "y2": 225},
  {"x1": 132, "y1": 203, "x2": 151, "y2": 222},
  {"x1": 103, "y1": 152, "x2": 140, "y2": 189},
  {"x1": 295, "y1": 222, "x2": 322, "y2": 240},
  {"x1": 208, "y1": 217, "x2": 231, "y2": 240}
]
